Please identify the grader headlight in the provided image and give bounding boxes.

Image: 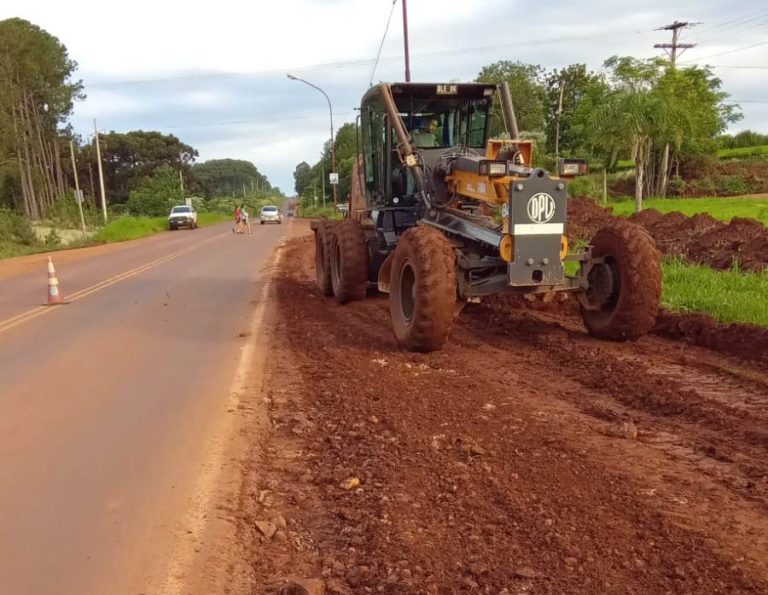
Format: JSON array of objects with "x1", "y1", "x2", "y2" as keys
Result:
[{"x1": 479, "y1": 160, "x2": 508, "y2": 178}]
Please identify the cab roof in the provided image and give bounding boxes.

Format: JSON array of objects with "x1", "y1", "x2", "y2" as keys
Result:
[{"x1": 361, "y1": 82, "x2": 497, "y2": 108}]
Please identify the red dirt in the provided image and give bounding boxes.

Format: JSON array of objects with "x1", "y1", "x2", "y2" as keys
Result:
[
  {"x1": 236, "y1": 230, "x2": 768, "y2": 594},
  {"x1": 568, "y1": 198, "x2": 768, "y2": 272}
]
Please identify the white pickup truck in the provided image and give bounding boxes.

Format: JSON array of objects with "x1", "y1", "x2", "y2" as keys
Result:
[{"x1": 168, "y1": 205, "x2": 198, "y2": 230}]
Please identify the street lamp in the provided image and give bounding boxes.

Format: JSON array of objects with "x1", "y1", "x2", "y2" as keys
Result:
[{"x1": 287, "y1": 74, "x2": 337, "y2": 208}]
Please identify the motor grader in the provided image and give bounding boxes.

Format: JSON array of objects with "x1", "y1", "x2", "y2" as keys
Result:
[{"x1": 313, "y1": 82, "x2": 661, "y2": 352}]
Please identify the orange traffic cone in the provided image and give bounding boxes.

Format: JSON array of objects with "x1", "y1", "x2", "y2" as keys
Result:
[{"x1": 45, "y1": 257, "x2": 65, "y2": 305}]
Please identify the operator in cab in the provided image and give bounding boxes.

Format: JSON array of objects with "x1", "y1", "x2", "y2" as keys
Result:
[{"x1": 411, "y1": 117, "x2": 440, "y2": 148}]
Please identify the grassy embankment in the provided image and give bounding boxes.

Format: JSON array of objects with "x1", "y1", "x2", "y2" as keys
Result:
[{"x1": 608, "y1": 194, "x2": 768, "y2": 327}]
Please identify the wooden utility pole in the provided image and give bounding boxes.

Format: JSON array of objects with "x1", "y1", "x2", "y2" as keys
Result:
[
  {"x1": 402, "y1": 0, "x2": 411, "y2": 82},
  {"x1": 69, "y1": 140, "x2": 87, "y2": 238},
  {"x1": 93, "y1": 120, "x2": 108, "y2": 223},
  {"x1": 554, "y1": 79, "x2": 565, "y2": 158},
  {"x1": 654, "y1": 21, "x2": 698, "y2": 67}
]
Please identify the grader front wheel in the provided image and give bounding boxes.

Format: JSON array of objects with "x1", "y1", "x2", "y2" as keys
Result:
[
  {"x1": 389, "y1": 226, "x2": 457, "y2": 352},
  {"x1": 579, "y1": 220, "x2": 661, "y2": 341}
]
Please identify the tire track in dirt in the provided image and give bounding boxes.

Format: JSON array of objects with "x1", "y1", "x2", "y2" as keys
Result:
[{"x1": 238, "y1": 230, "x2": 768, "y2": 593}]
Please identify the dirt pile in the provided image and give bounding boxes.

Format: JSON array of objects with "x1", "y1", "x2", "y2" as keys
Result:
[
  {"x1": 567, "y1": 199, "x2": 768, "y2": 271},
  {"x1": 566, "y1": 198, "x2": 615, "y2": 242}
]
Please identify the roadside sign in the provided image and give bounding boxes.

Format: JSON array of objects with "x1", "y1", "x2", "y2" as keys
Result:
[
  {"x1": 74, "y1": 189, "x2": 84, "y2": 203},
  {"x1": 329, "y1": 172, "x2": 339, "y2": 185},
  {"x1": 185, "y1": 197, "x2": 192, "y2": 206}
]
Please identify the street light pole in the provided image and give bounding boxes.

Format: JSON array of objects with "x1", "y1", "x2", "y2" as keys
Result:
[{"x1": 287, "y1": 74, "x2": 337, "y2": 208}]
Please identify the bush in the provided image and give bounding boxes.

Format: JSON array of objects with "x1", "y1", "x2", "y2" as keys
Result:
[
  {"x1": 44, "y1": 228, "x2": 61, "y2": 247},
  {"x1": 568, "y1": 174, "x2": 604, "y2": 201},
  {"x1": 666, "y1": 175, "x2": 687, "y2": 196},
  {"x1": 715, "y1": 175, "x2": 752, "y2": 196},
  {"x1": 688, "y1": 177, "x2": 717, "y2": 196},
  {"x1": 0, "y1": 208, "x2": 37, "y2": 245},
  {"x1": 48, "y1": 192, "x2": 101, "y2": 228}
]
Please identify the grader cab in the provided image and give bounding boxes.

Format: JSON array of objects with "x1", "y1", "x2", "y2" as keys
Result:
[{"x1": 313, "y1": 82, "x2": 661, "y2": 352}]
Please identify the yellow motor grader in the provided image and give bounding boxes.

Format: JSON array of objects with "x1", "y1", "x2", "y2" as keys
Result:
[{"x1": 313, "y1": 82, "x2": 661, "y2": 352}]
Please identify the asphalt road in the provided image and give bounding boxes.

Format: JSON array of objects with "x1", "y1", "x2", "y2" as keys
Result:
[{"x1": 0, "y1": 221, "x2": 285, "y2": 594}]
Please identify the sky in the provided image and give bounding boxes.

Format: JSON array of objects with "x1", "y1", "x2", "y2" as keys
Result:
[{"x1": 2, "y1": 0, "x2": 767, "y2": 193}]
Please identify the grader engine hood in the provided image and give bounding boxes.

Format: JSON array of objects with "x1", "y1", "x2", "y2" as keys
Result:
[{"x1": 506, "y1": 172, "x2": 567, "y2": 287}]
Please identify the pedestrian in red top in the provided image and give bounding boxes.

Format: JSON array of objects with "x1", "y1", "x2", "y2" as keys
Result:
[{"x1": 233, "y1": 205, "x2": 241, "y2": 233}]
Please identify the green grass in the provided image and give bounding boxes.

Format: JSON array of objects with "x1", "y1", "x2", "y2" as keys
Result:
[
  {"x1": 95, "y1": 212, "x2": 231, "y2": 243},
  {"x1": 717, "y1": 144, "x2": 768, "y2": 159},
  {"x1": 610, "y1": 195, "x2": 768, "y2": 226},
  {"x1": 297, "y1": 205, "x2": 343, "y2": 220},
  {"x1": 95, "y1": 217, "x2": 168, "y2": 242},
  {"x1": 661, "y1": 259, "x2": 768, "y2": 326}
]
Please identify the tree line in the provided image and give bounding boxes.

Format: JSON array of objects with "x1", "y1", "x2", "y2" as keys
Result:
[{"x1": 0, "y1": 18, "x2": 280, "y2": 222}]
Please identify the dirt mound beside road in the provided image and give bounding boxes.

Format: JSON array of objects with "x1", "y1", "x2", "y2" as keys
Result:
[
  {"x1": 568, "y1": 198, "x2": 768, "y2": 271},
  {"x1": 239, "y1": 232, "x2": 768, "y2": 593}
]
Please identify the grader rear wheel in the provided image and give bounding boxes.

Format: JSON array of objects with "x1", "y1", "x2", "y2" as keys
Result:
[
  {"x1": 579, "y1": 220, "x2": 661, "y2": 341},
  {"x1": 389, "y1": 225, "x2": 457, "y2": 352},
  {"x1": 314, "y1": 219, "x2": 335, "y2": 296},
  {"x1": 330, "y1": 220, "x2": 368, "y2": 304}
]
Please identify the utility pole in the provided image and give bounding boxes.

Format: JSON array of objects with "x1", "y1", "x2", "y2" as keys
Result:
[
  {"x1": 554, "y1": 79, "x2": 565, "y2": 158},
  {"x1": 402, "y1": 0, "x2": 411, "y2": 82},
  {"x1": 69, "y1": 140, "x2": 87, "y2": 238},
  {"x1": 321, "y1": 163, "x2": 326, "y2": 210},
  {"x1": 179, "y1": 152, "x2": 185, "y2": 197},
  {"x1": 654, "y1": 21, "x2": 698, "y2": 67},
  {"x1": 93, "y1": 119, "x2": 108, "y2": 223}
]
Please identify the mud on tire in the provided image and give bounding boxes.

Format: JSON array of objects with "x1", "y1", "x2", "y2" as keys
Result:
[
  {"x1": 390, "y1": 225, "x2": 457, "y2": 352},
  {"x1": 315, "y1": 219, "x2": 335, "y2": 296},
  {"x1": 580, "y1": 220, "x2": 661, "y2": 341},
  {"x1": 330, "y1": 220, "x2": 368, "y2": 304}
]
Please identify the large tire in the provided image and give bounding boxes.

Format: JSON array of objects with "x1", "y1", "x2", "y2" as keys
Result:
[
  {"x1": 389, "y1": 225, "x2": 456, "y2": 352},
  {"x1": 330, "y1": 220, "x2": 368, "y2": 303},
  {"x1": 579, "y1": 220, "x2": 661, "y2": 341},
  {"x1": 314, "y1": 219, "x2": 335, "y2": 296}
]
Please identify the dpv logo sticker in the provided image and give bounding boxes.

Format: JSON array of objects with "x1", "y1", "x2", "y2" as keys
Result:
[{"x1": 527, "y1": 193, "x2": 556, "y2": 223}]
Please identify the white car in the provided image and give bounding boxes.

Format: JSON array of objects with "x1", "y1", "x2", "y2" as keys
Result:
[
  {"x1": 260, "y1": 205, "x2": 282, "y2": 224},
  {"x1": 168, "y1": 205, "x2": 197, "y2": 230}
]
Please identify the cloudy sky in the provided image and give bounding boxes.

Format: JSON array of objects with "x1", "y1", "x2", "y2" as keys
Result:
[{"x1": 2, "y1": 0, "x2": 767, "y2": 193}]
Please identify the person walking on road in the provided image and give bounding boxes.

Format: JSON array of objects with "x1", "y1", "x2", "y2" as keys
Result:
[
  {"x1": 233, "y1": 205, "x2": 241, "y2": 233},
  {"x1": 241, "y1": 206, "x2": 252, "y2": 235}
]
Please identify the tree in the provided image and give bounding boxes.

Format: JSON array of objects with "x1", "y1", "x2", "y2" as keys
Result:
[
  {"x1": 125, "y1": 165, "x2": 182, "y2": 216},
  {"x1": 191, "y1": 158, "x2": 271, "y2": 198},
  {"x1": 293, "y1": 161, "x2": 313, "y2": 196},
  {"x1": 0, "y1": 18, "x2": 83, "y2": 218},
  {"x1": 574, "y1": 56, "x2": 739, "y2": 209},
  {"x1": 85, "y1": 130, "x2": 197, "y2": 204},
  {"x1": 543, "y1": 64, "x2": 607, "y2": 155},
  {"x1": 476, "y1": 61, "x2": 546, "y2": 133}
]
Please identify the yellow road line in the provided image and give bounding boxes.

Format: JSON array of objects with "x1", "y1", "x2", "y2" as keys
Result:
[{"x1": 0, "y1": 233, "x2": 223, "y2": 336}]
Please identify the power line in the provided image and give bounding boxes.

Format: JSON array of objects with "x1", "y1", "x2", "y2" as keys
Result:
[
  {"x1": 686, "y1": 8, "x2": 768, "y2": 45},
  {"x1": 369, "y1": 0, "x2": 399, "y2": 87},
  {"x1": 680, "y1": 40, "x2": 768, "y2": 63}
]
